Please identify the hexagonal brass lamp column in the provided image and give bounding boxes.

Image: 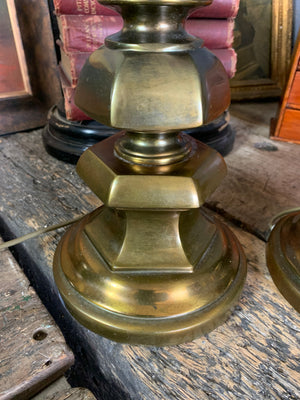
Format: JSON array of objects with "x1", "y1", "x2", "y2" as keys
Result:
[{"x1": 53, "y1": 0, "x2": 247, "y2": 345}]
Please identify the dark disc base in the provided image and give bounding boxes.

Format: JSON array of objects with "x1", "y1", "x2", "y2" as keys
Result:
[
  {"x1": 43, "y1": 107, "x2": 235, "y2": 163},
  {"x1": 184, "y1": 110, "x2": 235, "y2": 157},
  {"x1": 42, "y1": 105, "x2": 117, "y2": 164}
]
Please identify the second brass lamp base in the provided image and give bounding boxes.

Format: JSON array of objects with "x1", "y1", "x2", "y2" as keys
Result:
[
  {"x1": 266, "y1": 211, "x2": 300, "y2": 313},
  {"x1": 54, "y1": 133, "x2": 246, "y2": 346}
]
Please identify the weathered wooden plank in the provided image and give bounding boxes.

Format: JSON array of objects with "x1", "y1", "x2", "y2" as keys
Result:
[
  {"x1": 0, "y1": 241, "x2": 74, "y2": 400},
  {"x1": 0, "y1": 129, "x2": 299, "y2": 399},
  {"x1": 51, "y1": 388, "x2": 96, "y2": 400},
  {"x1": 31, "y1": 377, "x2": 70, "y2": 400},
  {"x1": 0, "y1": 131, "x2": 132, "y2": 400},
  {"x1": 207, "y1": 114, "x2": 300, "y2": 240},
  {"x1": 0, "y1": 130, "x2": 100, "y2": 285},
  {"x1": 32, "y1": 376, "x2": 97, "y2": 400}
]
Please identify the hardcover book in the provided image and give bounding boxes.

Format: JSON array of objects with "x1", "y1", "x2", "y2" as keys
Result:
[
  {"x1": 53, "y1": 0, "x2": 240, "y2": 19},
  {"x1": 190, "y1": 0, "x2": 240, "y2": 18},
  {"x1": 57, "y1": 15, "x2": 235, "y2": 53},
  {"x1": 53, "y1": 0, "x2": 119, "y2": 15},
  {"x1": 59, "y1": 68, "x2": 91, "y2": 120}
]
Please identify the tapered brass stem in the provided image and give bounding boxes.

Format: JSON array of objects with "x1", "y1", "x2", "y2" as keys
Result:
[{"x1": 53, "y1": 0, "x2": 247, "y2": 345}]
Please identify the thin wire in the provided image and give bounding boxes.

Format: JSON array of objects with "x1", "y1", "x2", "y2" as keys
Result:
[
  {"x1": 0, "y1": 215, "x2": 86, "y2": 251},
  {"x1": 4, "y1": 207, "x2": 300, "y2": 250}
]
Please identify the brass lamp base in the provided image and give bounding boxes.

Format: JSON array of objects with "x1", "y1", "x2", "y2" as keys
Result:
[
  {"x1": 53, "y1": 134, "x2": 246, "y2": 345},
  {"x1": 266, "y1": 211, "x2": 300, "y2": 312},
  {"x1": 54, "y1": 215, "x2": 245, "y2": 345}
]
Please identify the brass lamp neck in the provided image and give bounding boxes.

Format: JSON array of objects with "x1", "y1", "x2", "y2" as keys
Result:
[
  {"x1": 114, "y1": 131, "x2": 194, "y2": 166},
  {"x1": 109, "y1": 5, "x2": 193, "y2": 45}
]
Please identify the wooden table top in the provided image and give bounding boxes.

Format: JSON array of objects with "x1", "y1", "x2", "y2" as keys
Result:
[
  {"x1": 0, "y1": 241, "x2": 74, "y2": 400},
  {"x1": 0, "y1": 112, "x2": 299, "y2": 399}
]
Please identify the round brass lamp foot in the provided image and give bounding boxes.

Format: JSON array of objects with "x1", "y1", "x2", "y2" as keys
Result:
[
  {"x1": 54, "y1": 207, "x2": 246, "y2": 346},
  {"x1": 266, "y1": 211, "x2": 300, "y2": 312}
]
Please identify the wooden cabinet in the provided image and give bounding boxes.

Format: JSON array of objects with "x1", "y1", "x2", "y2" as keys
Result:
[{"x1": 272, "y1": 35, "x2": 300, "y2": 143}]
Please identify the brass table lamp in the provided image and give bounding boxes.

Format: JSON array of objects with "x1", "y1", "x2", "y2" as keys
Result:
[{"x1": 53, "y1": 0, "x2": 247, "y2": 345}]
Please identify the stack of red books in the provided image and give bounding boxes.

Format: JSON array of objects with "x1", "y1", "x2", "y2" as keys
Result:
[{"x1": 54, "y1": 0, "x2": 239, "y2": 120}]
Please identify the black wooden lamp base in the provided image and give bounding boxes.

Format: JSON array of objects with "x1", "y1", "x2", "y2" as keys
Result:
[
  {"x1": 43, "y1": 107, "x2": 235, "y2": 163},
  {"x1": 184, "y1": 110, "x2": 235, "y2": 157},
  {"x1": 42, "y1": 105, "x2": 117, "y2": 164}
]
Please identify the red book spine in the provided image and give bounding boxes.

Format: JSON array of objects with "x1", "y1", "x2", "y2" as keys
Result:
[
  {"x1": 53, "y1": 0, "x2": 119, "y2": 16},
  {"x1": 211, "y1": 48, "x2": 237, "y2": 79},
  {"x1": 58, "y1": 15, "x2": 234, "y2": 52},
  {"x1": 60, "y1": 69, "x2": 92, "y2": 120},
  {"x1": 57, "y1": 15, "x2": 123, "y2": 52},
  {"x1": 185, "y1": 19, "x2": 234, "y2": 49},
  {"x1": 53, "y1": 0, "x2": 239, "y2": 18},
  {"x1": 64, "y1": 86, "x2": 92, "y2": 120},
  {"x1": 189, "y1": 0, "x2": 240, "y2": 19},
  {"x1": 59, "y1": 43, "x2": 91, "y2": 86},
  {"x1": 64, "y1": 88, "x2": 91, "y2": 120}
]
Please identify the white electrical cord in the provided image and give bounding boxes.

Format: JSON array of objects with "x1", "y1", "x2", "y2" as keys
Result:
[{"x1": 0, "y1": 214, "x2": 86, "y2": 251}]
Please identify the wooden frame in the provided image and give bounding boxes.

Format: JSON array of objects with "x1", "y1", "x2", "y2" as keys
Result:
[
  {"x1": 0, "y1": 0, "x2": 61, "y2": 135},
  {"x1": 0, "y1": 0, "x2": 31, "y2": 99},
  {"x1": 230, "y1": 0, "x2": 293, "y2": 100}
]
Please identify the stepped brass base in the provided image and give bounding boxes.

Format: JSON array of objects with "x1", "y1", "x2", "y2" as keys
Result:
[
  {"x1": 54, "y1": 207, "x2": 246, "y2": 345},
  {"x1": 266, "y1": 211, "x2": 300, "y2": 312}
]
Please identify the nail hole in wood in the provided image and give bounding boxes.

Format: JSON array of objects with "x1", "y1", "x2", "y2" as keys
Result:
[{"x1": 33, "y1": 329, "x2": 48, "y2": 341}]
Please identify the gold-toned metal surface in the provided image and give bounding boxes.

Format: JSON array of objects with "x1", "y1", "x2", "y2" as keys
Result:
[
  {"x1": 54, "y1": 134, "x2": 247, "y2": 344},
  {"x1": 53, "y1": 0, "x2": 247, "y2": 345},
  {"x1": 54, "y1": 210, "x2": 245, "y2": 345},
  {"x1": 266, "y1": 211, "x2": 300, "y2": 312}
]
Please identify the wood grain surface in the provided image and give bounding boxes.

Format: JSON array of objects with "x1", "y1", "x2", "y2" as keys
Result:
[
  {"x1": 0, "y1": 241, "x2": 74, "y2": 400},
  {"x1": 50, "y1": 388, "x2": 97, "y2": 400},
  {"x1": 32, "y1": 376, "x2": 97, "y2": 400},
  {"x1": 287, "y1": 71, "x2": 300, "y2": 108},
  {"x1": 272, "y1": 108, "x2": 300, "y2": 142},
  {"x1": 208, "y1": 115, "x2": 300, "y2": 240},
  {"x1": 0, "y1": 127, "x2": 299, "y2": 399}
]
